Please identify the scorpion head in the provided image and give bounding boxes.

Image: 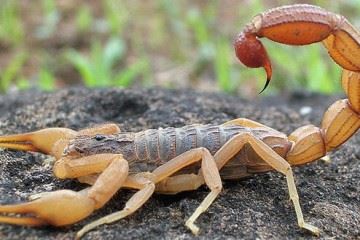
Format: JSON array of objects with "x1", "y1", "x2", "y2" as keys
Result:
[{"x1": 64, "y1": 133, "x2": 134, "y2": 158}]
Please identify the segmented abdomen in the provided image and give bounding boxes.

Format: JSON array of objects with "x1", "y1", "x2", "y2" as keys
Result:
[{"x1": 133, "y1": 124, "x2": 247, "y2": 165}]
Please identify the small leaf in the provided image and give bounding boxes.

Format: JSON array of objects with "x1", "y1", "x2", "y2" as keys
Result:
[
  {"x1": 16, "y1": 77, "x2": 30, "y2": 90},
  {"x1": 66, "y1": 50, "x2": 96, "y2": 86},
  {"x1": 103, "y1": 37, "x2": 125, "y2": 70},
  {"x1": 113, "y1": 59, "x2": 147, "y2": 87},
  {"x1": 214, "y1": 39, "x2": 232, "y2": 92},
  {"x1": 0, "y1": 51, "x2": 27, "y2": 92},
  {"x1": 38, "y1": 68, "x2": 55, "y2": 91}
]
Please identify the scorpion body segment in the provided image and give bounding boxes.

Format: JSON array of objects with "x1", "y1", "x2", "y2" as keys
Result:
[
  {"x1": 65, "y1": 124, "x2": 290, "y2": 178},
  {"x1": 0, "y1": 4, "x2": 359, "y2": 239}
]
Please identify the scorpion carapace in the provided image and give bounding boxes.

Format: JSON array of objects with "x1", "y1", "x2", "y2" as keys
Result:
[
  {"x1": 234, "y1": 4, "x2": 360, "y2": 92},
  {"x1": 0, "y1": 4, "x2": 359, "y2": 240}
]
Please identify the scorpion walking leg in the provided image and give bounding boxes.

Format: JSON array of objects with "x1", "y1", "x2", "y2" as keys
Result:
[
  {"x1": 77, "y1": 174, "x2": 99, "y2": 185},
  {"x1": 152, "y1": 147, "x2": 222, "y2": 235},
  {"x1": 76, "y1": 173, "x2": 156, "y2": 239},
  {"x1": 222, "y1": 118, "x2": 271, "y2": 129},
  {"x1": 214, "y1": 132, "x2": 319, "y2": 235},
  {"x1": 79, "y1": 173, "x2": 205, "y2": 194},
  {"x1": 155, "y1": 174, "x2": 205, "y2": 194},
  {"x1": 77, "y1": 147, "x2": 222, "y2": 237}
]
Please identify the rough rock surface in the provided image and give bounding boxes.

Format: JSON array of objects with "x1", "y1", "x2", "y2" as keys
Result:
[{"x1": 0, "y1": 88, "x2": 359, "y2": 240}]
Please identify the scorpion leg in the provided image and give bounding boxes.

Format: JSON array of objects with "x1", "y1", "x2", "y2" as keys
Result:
[
  {"x1": 76, "y1": 173, "x2": 156, "y2": 239},
  {"x1": 0, "y1": 154, "x2": 129, "y2": 228},
  {"x1": 77, "y1": 147, "x2": 222, "y2": 237},
  {"x1": 152, "y1": 148, "x2": 222, "y2": 235},
  {"x1": 155, "y1": 174, "x2": 205, "y2": 194},
  {"x1": 214, "y1": 132, "x2": 319, "y2": 235},
  {"x1": 77, "y1": 174, "x2": 99, "y2": 185},
  {"x1": 222, "y1": 118, "x2": 272, "y2": 129},
  {"x1": 79, "y1": 173, "x2": 204, "y2": 195}
]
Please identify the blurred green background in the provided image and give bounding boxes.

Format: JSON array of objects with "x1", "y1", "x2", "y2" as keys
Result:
[{"x1": 1, "y1": 0, "x2": 359, "y2": 97}]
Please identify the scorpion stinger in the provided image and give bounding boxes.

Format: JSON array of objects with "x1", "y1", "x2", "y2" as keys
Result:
[{"x1": 234, "y1": 31, "x2": 273, "y2": 92}]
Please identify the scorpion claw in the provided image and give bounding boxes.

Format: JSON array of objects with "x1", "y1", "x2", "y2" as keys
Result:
[
  {"x1": 0, "y1": 216, "x2": 46, "y2": 227},
  {"x1": 0, "y1": 128, "x2": 76, "y2": 159},
  {"x1": 0, "y1": 190, "x2": 95, "y2": 227}
]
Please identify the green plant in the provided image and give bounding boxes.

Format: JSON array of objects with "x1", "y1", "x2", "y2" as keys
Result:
[
  {"x1": 185, "y1": 4, "x2": 242, "y2": 93},
  {"x1": 75, "y1": 6, "x2": 93, "y2": 33},
  {"x1": 214, "y1": 38, "x2": 234, "y2": 92},
  {"x1": 36, "y1": 0, "x2": 59, "y2": 39},
  {"x1": 16, "y1": 77, "x2": 30, "y2": 90},
  {"x1": 66, "y1": 37, "x2": 148, "y2": 87},
  {"x1": 16, "y1": 67, "x2": 57, "y2": 91},
  {"x1": 0, "y1": 1, "x2": 24, "y2": 46},
  {"x1": 113, "y1": 58, "x2": 149, "y2": 87},
  {"x1": 0, "y1": 52, "x2": 27, "y2": 93},
  {"x1": 158, "y1": 1, "x2": 189, "y2": 61},
  {"x1": 38, "y1": 68, "x2": 56, "y2": 91},
  {"x1": 265, "y1": 42, "x2": 342, "y2": 93},
  {"x1": 186, "y1": 7, "x2": 211, "y2": 47},
  {"x1": 103, "y1": 0, "x2": 129, "y2": 35}
]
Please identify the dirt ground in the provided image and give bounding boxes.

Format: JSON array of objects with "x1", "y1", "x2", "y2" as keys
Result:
[{"x1": 0, "y1": 88, "x2": 359, "y2": 240}]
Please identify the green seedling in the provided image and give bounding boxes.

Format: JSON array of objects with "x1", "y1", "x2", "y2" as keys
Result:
[{"x1": 67, "y1": 37, "x2": 147, "y2": 88}]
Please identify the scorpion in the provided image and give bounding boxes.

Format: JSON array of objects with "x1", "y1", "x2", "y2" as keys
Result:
[{"x1": 0, "y1": 4, "x2": 359, "y2": 239}]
